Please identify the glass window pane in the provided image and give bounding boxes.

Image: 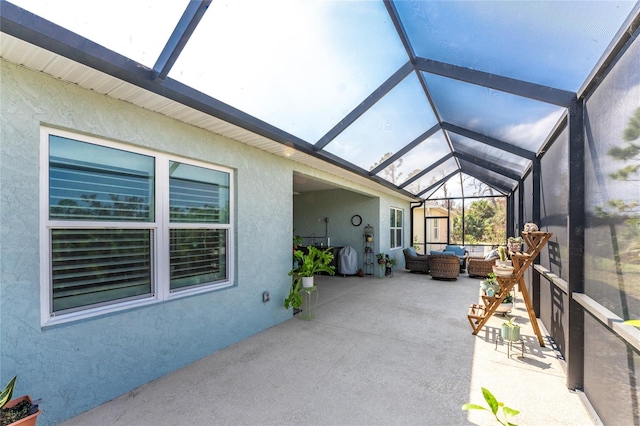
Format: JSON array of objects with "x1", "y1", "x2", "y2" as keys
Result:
[
  {"x1": 325, "y1": 73, "x2": 438, "y2": 170},
  {"x1": 411, "y1": 157, "x2": 459, "y2": 197},
  {"x1": 169, "y1": 161, "x2": 230, "y2": 224},
  {"x1": 379, "y1": 130, "x2": 452, "y2": 190},
  {"x1": 396, "y1": 210, "x2": 403, "y2": 228},
  {"x1": 52, "y1": 229, "x2": 152, "y2": 312},
  {"x1": 170, "y1": 0, "x2": 408, "y2": 143},
  {"x1": 449, "y1": 132, "x2": 531, "y2": 176},
  {"x1": 390, "y1": 208, "x2": 396, "y2": 228},
  {"x1": 396, "y1": 1, "x2": 635, "y2": 91},
  {"x1": 49, "y1": 136, "x2": 154, "y2": 221},
  {"x1": 424, "y1": 72, "x2": 565, "y2": 151},
  {"x1": 584, "y1": 33, "x2": 640, "y2": 319},
  {"x1": 396, "y1": 229, "x2": 402, "y2": 248},
  {"x1": 170, "y1": 229, "x2": 227, "y2": 290},
  {"x1": 390, "y1": 229, "x2": 396, "y2": 248},
  {"x1": 461, "y1": 197, "x2": 506, "y2": 245},
  {"x1": 11, "y1": 0, "x2": 189, "y2": 67}
]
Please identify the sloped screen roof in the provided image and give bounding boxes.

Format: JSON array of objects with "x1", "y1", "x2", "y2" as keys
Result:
[{"x1": 4, "y1": 0, "x2": 638, "y2": 199}]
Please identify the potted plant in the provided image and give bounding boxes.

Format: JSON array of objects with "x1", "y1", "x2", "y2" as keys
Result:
[
  {"x1": 283, "y1": 278, "x2": 302, "y2": 310},
  {"x1": 480, "y1": 272, "x2": 499, "y2": 294},
  {"x1": 1, "y1": 376, "x2": 41, "y2": 426},
  {"x1": 501, "y1": 316, "x2": 521, "y2": 341},
  {"x1": 495, "y1": 292, "x2": 514, "y2": 315},
  {"x1": 496, "y1": 246, "x2": 511, "y2": 267},
  {"x1": 376, "y1": 253, "x2": 386, "y2": 265},
  {"x1": 385, "y1": 255, "x2": 397, "y2": 276},
  {"x1": 289, "y1": 246, "x2": 335, "y2": 288},
  {"x1": 492, "y1": 263, "x2": 514, "y2": 277},
  {"x1": 507, "y1": 236, "x2": 523, "y2": 253}
]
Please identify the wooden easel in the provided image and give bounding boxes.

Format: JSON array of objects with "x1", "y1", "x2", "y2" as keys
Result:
[{"x1": 467, "y1": 232, "x2": 552, "y2": 346}]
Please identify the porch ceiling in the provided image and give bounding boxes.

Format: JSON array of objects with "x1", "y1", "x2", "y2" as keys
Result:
[{"x1": 1, "y1": 0, "x2": 638, "y2": 200}]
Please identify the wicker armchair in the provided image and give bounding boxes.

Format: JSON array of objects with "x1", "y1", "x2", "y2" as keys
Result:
[
  {"x1": 428, "y1": 254, "x2": 460, "y2": 280},
  {"x1": 403, "y1": 248, "x2": 430, "y2": 273},
  {"x1": 467, "y1": 256, "x2": 497, "y2": 278}
]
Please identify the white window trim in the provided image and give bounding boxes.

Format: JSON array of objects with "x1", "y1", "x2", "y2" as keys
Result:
[
  {"x1": 390, "y1": 207, "x2": 403, "y2": 250},
  {"x1": 40, "y1": 127, "x2": 235, "y2": 327}
]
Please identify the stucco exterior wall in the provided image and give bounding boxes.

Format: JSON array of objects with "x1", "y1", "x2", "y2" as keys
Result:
[
  {"x1": 0, "y1": 60, "x2": 414, "y2": 425},
  {"x1": 0, "y1": 60, "x2": 296, "y2": 425}
]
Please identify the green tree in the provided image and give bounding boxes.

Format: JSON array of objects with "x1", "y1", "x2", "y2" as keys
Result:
[{"x1": 370, "y1": 152, "x2": 402, "y2": 184}]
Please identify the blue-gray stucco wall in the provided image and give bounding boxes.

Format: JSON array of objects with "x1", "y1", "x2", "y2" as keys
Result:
[{"x1": 0, "y1": 60, "x2": 413, "y2": 425}]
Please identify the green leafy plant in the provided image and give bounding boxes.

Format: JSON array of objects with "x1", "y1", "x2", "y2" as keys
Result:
[
  {"x1": 289, "y1": 246, "x2": 335, "y2": 278},
  {"x1": 502, "y1": 315, "x2": 519, "y2": 328},
  {"x1": 0, "y1": 376, "x2": 16, "y2": 409},
  {"x1": 385, "y1": 256, "x2": 398, "y2": 268},
  {"x1": 376, "y1": 253, "x2": 386, "y2": 263},
  {"x1": 284, "y1": 278, "x2": 302, "y2": 310},
  {"x1": 462, "y1": 387, "x2": 519, "y2": 426},
  {"x1": 502, "y1": 293, "x2": 514, "y2": 304},
  {"x1": 507, "y1": 237, "x2": 523, "y2": 244}
]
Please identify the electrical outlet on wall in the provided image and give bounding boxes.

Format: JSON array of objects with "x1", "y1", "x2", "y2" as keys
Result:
[{"x1": 262, "y1": 291, "x2": 270, "y2": 303}]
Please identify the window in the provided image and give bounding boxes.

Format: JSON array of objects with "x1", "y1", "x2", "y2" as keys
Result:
[
  {"x1": 41, "y1": 129, "x2": 233, "y2": 324},
  {"x1": 390, "y1": 207, "x2": 403, "y2": 249}
]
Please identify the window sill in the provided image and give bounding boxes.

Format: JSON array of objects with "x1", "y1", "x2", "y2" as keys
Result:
[{"x1": 42, "y1": 281, "x2": 233, "y2": 329}]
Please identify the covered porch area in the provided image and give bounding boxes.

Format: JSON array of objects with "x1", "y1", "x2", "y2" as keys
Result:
[{"x1": 61, "y1": 272, "x2": 591, "y2": 426}]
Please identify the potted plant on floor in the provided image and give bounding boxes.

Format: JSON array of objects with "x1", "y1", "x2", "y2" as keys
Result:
[
  {"x1": 501, "y1": 316, "x2": 521, "y2": 341},
  {"x1": 385, "y1": 255, "x2": 397, "y2": 276},
  {"x1": 1, "y1": 376, "x2": 41, "y2": 426},
  {"x1": 289, "y1": 246, "x2": 335, "y2": 288}
]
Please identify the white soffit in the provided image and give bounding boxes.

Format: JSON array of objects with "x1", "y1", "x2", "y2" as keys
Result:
[{"x1": 0, "y1": 33, "x2": 412, "y2": 201}]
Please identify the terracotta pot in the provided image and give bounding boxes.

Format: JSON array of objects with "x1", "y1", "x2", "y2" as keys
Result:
[{"x1": 2, "y1": 395, "x2": 41, "y2": 426}]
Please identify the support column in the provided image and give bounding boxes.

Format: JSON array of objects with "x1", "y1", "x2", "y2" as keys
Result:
[
  {"x1": 567, "y1": 97, "x2": 585, "y2": 390},
  {"x1": 518, "y1": 182, "x2": 524, "y2": 235},
  {"x1": 532, "y1": 157, "x2": 542, "y2": 315}
]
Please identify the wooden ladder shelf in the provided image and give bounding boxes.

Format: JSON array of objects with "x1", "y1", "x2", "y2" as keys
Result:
[{"x1": 467, "y1": 231, "x2": 552, "y2": 346}]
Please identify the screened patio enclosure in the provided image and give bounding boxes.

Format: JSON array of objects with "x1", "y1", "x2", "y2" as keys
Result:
[{"x1": 1, "y1": 0, "x2": 640, "y2": 424}]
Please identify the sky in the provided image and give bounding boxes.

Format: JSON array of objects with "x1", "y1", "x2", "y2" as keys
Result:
[{"x1": 10, "y1": 0, "x2": 639, "y2": 197}]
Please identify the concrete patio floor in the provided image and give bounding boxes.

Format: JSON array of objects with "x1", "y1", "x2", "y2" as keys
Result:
[{"x1": 61, "y1": 270, "x2": 593, "y2": 426}]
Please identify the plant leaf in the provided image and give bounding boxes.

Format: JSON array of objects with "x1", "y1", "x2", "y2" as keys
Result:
[
  {"x1": 507, "y1": 423, "x2": 518, "y2": 426},
  {"x1": 503, "y1": 406, "x2": 520, "y2": 417},
  {"x1": 0, "y1": 375, "x2": 17, "y2": 409},
  {"x1": 461, "y1": 403, "x2": 487, "y2": 411},
  {"x1": 481, "y1": 387, "x2": 499, "y2": 415}
]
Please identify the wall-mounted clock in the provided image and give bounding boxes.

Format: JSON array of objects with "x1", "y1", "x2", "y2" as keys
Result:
[{"x1": 351, "y1": 214, "x2": 362, "y2": 226}]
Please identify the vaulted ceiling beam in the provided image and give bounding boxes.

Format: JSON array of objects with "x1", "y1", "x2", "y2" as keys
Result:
[
  {"x1": 399, "y1": 153, "x2": 454, "y2": 189},
  {"x1": 314, "y1": 61, "x2": 413, "y2": 150},
  {"x1": 458, "y1": 165, "x2": 514, "y2": 194},
  {"x1": 442, "y1": 122, "x2": 537, "y2": 160},
  {"x1": 453, "y1": 152, "x2": 522, "y2": 181},
  {"x1": 369, "y1": 124, "x2": 440, "y2": 176},
  {"x1": 0, "y1": 2, "x2": 419, "y2": 199},
  {"x1": 152, "y1": 0, "x2": 211, "y2": 82},
  {"x1": 415, "y1": 57, "x2": 575, "y2": 107},
  {"x1": 416, "y1": 170, "x2": 459, "y2": 198}
]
